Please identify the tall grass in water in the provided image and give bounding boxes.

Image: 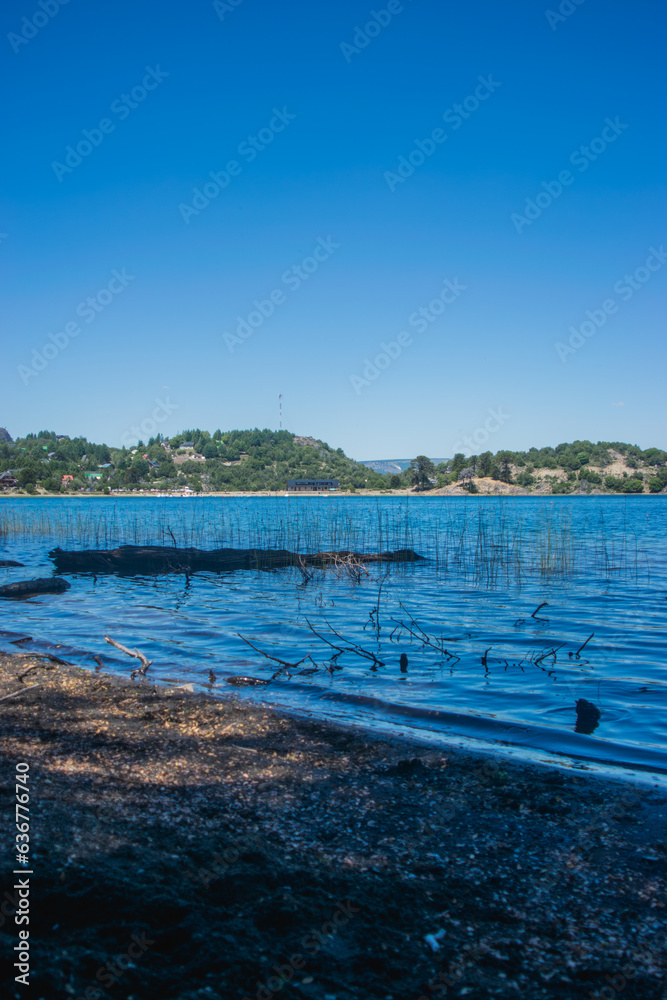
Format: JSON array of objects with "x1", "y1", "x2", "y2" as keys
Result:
[{"x1": 0, "y1": 498, "x2": 649, "y2": 584}]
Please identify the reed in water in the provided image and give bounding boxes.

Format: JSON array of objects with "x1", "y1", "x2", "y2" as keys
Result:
[{"x1": 0, "y1": 497, "x2": 650, "y2": 584}]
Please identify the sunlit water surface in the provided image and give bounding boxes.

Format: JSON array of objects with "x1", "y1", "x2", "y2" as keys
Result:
[{"x1": 1, "y1": 496, "x2": 665, "y2": 784}]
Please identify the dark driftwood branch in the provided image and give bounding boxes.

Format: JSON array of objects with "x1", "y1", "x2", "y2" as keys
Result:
[
  {"x1": 50, "y1": 545, "x2": 424, "y2": 576},
  {"x1": 104, "y1": 635, "x2": 152, "y2": 676},
  {"x1": 0, "y1": 577, "x2": 71, "y2": 599},
  {"x1": 514, "y1": 601, "x2": 550, "y2": 627},
  {"x1": 17, "y1": 663, "x2": 57, "y2": 682}
]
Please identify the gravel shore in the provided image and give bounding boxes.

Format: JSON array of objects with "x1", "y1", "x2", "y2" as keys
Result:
[{"x1": 0, "y1": 653, "x2": 664, "y2": 1000}]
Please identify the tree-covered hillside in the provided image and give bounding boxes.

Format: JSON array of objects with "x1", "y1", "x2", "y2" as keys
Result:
[
  {"x1": 0, "y1": 429, "x2": 388, "y2": 493},
  {"x1": 389, "y1": 441, "x2": 667, "y2": 494},
  {"x1": 0, "y1": 431, "x2": 665, "y2": 494}
]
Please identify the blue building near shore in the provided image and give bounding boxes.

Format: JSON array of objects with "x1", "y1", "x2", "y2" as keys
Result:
[{"x1": 286, "y1": 479, "x2": 339, "y2": 492}]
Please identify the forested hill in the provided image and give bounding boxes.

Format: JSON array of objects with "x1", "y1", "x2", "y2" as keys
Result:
[
  {"x1": 0, "y1": 428, "x2": 388, "y2": 492},
  {"x1": 0, "y1": 430, "x2": 665, "y2": 494}
]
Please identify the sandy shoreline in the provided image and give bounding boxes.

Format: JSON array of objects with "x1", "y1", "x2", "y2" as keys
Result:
[{"x1": 0, "y1": 653, "x2": 665, "y2": 999}]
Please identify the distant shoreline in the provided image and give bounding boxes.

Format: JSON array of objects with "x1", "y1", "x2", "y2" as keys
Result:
[{"x1": 0, "y1": 490, "x2": 663, "y2": 500}]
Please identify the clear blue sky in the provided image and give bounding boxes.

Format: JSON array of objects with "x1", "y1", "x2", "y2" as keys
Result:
[{"x1": 1, "y1": 0, "x2": 665, "y2": 459}]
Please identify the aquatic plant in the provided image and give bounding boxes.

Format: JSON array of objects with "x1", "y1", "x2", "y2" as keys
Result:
[{"x1": 0, "y1": 496, "x2": 651, "y2": 585}]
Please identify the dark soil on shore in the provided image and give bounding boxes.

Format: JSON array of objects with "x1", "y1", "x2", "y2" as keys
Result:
[{"x1": 0, "y1": 653, "x2": 665, "y2": 1000}]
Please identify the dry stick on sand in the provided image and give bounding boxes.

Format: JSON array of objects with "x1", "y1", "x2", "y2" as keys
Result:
[
  {"x1": 0, "y1": 684, "x2": 41, "y2": 703},
  {"x1": 17, "y1": 662, "x2": 57, "y2": 682},
  {"x1": 104, "y1": 635, "x2": 153, "y2": 678},
  {"x1": 14, "y1": 651, "x2": 71, "y2": 667}
]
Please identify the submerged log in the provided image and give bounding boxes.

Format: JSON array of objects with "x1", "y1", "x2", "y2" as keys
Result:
[
  {"x1": 0, "y1": 560, "x2": 25, "y2": 568},
  {"x1": 49, "y1": 545, "x2": 424, "y2": 576},
  {"x1": 0, "y1": 577, "x2": 71, "y2": 599}
]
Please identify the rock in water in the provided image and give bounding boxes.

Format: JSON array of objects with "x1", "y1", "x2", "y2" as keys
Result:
[
  {"x1": 225, "y1": 676, "x2": 270, "y2": 687},
  {"x1": 400, "y1": 653, "x2": 409, "y2": 673},
  {"x1": 0, "y1": 578, "x2": 71, "y2": 599},
  {"x1": 575, "y1": 698, "x2": 601, "y2": 735}
]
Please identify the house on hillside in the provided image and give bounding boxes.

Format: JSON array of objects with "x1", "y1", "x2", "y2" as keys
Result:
[{"x1": 0, "y1": 471, "x2": 18, "y2": 489}]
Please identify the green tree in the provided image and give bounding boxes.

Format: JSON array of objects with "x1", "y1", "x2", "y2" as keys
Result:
[
  {"x1": 410, "y1": 455, "x2": 435, "y2": 490},
  {"x1": 477, "y1": 452, "x2": 493, "y2": 478},
  {"x1": 450, "y1": 453, "x2": 466, "y2": 477},
  {"x1": 18, "y1": 467, "x2": 38, "y2": 487},
  {"x1": 132, "y1": 457, "x2": 150, "y2": 477},
  {"x1": 496, "y1": 452, "x2": 513, "y2": 483},
  {"x1": 124, "y1": 466, "x2": 141, "y2": 484}
]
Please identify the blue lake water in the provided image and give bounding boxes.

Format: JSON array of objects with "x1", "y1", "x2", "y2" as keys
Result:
[{"x1": 1, "y1": 495, "x2": 666, "y2": 783}]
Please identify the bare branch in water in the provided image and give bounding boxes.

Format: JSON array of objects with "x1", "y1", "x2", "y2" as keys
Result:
[
  {"x1": 515, "y1": 602, "x2": 550, "y2": 627},
  {"x1": 572, "y1": 633, "x2": 594, "y2": 658},
  {"x1": 104, "y1": 634, "x2": 153, "y2": 678},
  {"x1": 390, "y1": 608, "x2": 461, "y2": 665},
  {"x1": 533, "y1": 643, "x2": 566, "y2": 666},
  {"x1": 305, "y1": 617, "x2": 385, "y2": 669},
  {"x1": 236, "y1": 633, "x2": 313, "y2": 679}
]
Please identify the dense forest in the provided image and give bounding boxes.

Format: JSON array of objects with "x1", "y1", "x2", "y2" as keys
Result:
[{"x1": 0, "y1": 429, "x2": 665, "y2": 494}]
